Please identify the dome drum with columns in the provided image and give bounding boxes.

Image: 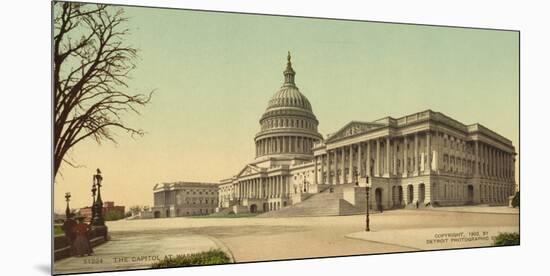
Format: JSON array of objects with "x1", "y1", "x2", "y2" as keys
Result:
[{"x1": 254, "y1": 52, "x2": 323, "y2": 160}]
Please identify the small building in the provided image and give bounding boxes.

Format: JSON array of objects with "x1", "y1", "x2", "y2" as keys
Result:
[
  {"x1": 79, "y1": 201, "x2": 126, "y2": 222},
  {"x1": 152, "y1": 182, "x2": 219, "y2": 218}
]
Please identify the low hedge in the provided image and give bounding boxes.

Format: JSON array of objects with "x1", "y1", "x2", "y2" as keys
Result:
[
  {"x1": 511, "y1": 191, "x2": 520, "y2": 208},
  {"x1": 151, "y1": 249, "x2": 231, "y2": 268},
  {"x1": 494, "y1": 232, "x2": 520, "y2": 246}
]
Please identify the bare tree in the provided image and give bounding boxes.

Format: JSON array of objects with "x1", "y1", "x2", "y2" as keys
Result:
[{"x1": 53, "y1": 2, "x2": 152, "y2": 177}]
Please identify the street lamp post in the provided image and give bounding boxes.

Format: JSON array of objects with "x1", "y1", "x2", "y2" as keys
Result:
[
  {"x1": 91, "y1": 181, "x2": 97, "y2": 220},
  {"x1": 354, "y1": 170, "x2": 370, "y2": 232},
  {"x1": 365, "y1": 177, "x2": 370, "y2": 232},
  {"x1": 64, "y1": 192, "x2": 71, "y2": 218},
  {"x1": 92, "y1": 168, "x2": 105, "y2": 226}
]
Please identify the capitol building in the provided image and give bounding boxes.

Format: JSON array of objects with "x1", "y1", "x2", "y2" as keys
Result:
[{"x1": 154, "y1": 53, "x2": 517, "y2": 217}]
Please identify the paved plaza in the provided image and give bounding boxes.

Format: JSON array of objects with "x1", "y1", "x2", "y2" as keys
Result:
[{"x1": 54, "y1": 207, "x2": 519, "y2": 274}]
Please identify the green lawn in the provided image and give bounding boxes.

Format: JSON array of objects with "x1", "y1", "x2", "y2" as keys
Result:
[
  {"x1": 54, "y1": 225, "x2": 64, "y2": 236},
  {"x1": 151, "y1": 249, "x2": 232, "y2": 268}
]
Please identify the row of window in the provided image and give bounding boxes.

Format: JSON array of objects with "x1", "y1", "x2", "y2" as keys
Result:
[
  {"x1": 179, "y1": 190, "x2": 216, "y2": 195},
  {"x1": 181, "y1": 199, "x2": 218, "y2": 205}
]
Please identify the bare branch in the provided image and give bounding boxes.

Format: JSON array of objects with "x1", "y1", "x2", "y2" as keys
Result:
[{"x1": 53, "y1": 2, "x2": 153, "y2": 177}]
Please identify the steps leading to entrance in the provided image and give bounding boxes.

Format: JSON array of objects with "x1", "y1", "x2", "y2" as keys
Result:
[{"x1": 258, "y1": 184, "x2": 363, "y2": 217}]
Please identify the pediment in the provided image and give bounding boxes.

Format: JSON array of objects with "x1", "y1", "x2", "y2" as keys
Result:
[
  {"x1": 326, "y1": 121, "x2": 383, "y2": 142},
  {"x1": 236, "y1": 164, "x2": 262, "y2": 178}
]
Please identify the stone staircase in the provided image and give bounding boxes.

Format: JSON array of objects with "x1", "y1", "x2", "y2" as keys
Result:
[{"x1": 258, "y1": 184, "x2": 363, "y2": 217}]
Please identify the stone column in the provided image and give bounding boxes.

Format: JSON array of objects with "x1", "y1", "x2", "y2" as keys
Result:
[
  {"x1": 375, "y1": 139, "x2": 380, "y2": 176},
  {"x1": 335, "y1": 149, "x2": 339, "y2": 184},
  {"x1": 272, "y1": 177, "x2": 275, "y2": 197},
  {"x1": 366, "y1": 141, "x2": 371, "y2": 177},
  {"x1": 357, "y1": 143, "x2": 363, "y2": 177},
  {"x1": 436, "y1": 132, "x2": 442, "y2": 172},
  {"x1": 426, "y1": 131, "x2": 431, "y2": 174},
  {"x1": 479, "y1": 143, "x2": 486, "y2": 176},
  {"x1": 349, "y1": 145, "x2": 354, "y2": 182},
  {"x1": 393, "y1": 141, "x2": 397, "y2": 175},
  {"x1": 508, "y1": 154, "x2": 512, "y2": 180},
  {"x1": 275, "y1": 176, "x2": 279, "y2": 197},
  {"x1": 403, "y1": 136, "x2": 408, "y2": 176},
  {"x1": 414, "y1": 133, "x2": 419, "y2": 175},
  {"x1": 341, "y1": 148, "x2": 346, "y2": 184},
  {"x1": 496, "y1": 150, "x2": 499, "y2": 178},
  {"x1": 279, "y1": 176, "x2": 283, "y2": 197},
  {"x1": 495, "y1": 149, "x2": 500, "y2": 178},
  {"x1": 314, "y1": 156, "x2": 319, "y2": 185},
  {"x1": 266, "y1": 178, "x2": 269, "y2": 198},
  {"x1": 474, "y1": 141, "x2": 479, "y2": 175},
  {"x1": 491, "y1": 148, "x2": 497, "y2": 177},
  {"x1": 259, "y1": 179, "x2": 263, "y2": 198},
  {"x1": 327, "y1": 150, "x2": 332, "y2": 185},
  {"x1": 273, "y1": 177, "x2": 276, "y2": 197},
  {"x1": 490, "y1": 144, "x2": 491, "y2": 177},
  {"x1": 500, "y1": 151, "x2": 504, "y2": 179},
  {"x1": 487, "y1": 149, "x2": 493, "y2": 177},
  {"x1": 494, "y1": 149, "x2": 498, "y2": 178},
  {"x1": 502, "y1": 151, "x2": 506, "y2": 179},
  {"x1": 321, "y1": 154, "x2": 325, "y2": 184},
  {"x1": 385, "y1": 137, "x2": 391, "y2": 177},
  {"x1": 281, "y1": 176, "x2": 284, "y2": 197}
]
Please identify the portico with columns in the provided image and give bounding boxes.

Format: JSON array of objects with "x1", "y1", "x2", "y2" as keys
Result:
[{"x1": 311, "y1": 110, "x2": 516, "y2": 209}]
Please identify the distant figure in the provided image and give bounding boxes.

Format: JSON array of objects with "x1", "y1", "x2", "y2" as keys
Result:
[
  {"x1": 73, "y1": 216, "x2": 93, "y2": 256},
  {"x1": 62, "y1": 213, "x2": 77, "y2": 246},
  {"x1": 415, "y1": 200, "x2": 419, "y2": 209},
  {"x1": 377, "y1": 203, "x2": 383, "y2": 213}
]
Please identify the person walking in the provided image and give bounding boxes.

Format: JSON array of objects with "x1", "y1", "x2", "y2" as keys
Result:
[{"x1": 72, "y1": 216, "x2": 94, "y2": 256}]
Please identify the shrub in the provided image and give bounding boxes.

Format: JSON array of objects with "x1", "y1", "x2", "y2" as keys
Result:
[
  {"x1": 151, "y1": 249, "x2": 231, "y2": 268},
  {"x1": 54, "y1": 225, "x2": 64, "y2": 236},
  {"x1": 104, "y1": 210, "x2": 125, "y2": 221},
  {"x1": 494, "y1": 232, "x2": 520, "y2": 246},
  {"x1": 512, "y1": 191, "x2": 519, "y2": 208}
]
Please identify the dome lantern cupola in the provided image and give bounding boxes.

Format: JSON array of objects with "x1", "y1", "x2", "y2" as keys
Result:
[{"x1": 283, "y1": 51, "x2": 296, "y2": 86}]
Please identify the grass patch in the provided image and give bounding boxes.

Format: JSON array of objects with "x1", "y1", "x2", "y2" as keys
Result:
[
  {"x1": 494, "y1": 232, "x2": 520, "y2": 246},
  {"x1": 151, "y1": 249, "x2": 231, "y2": 268},
  {"x1": 54, "y1": 225, "x2": 64, "y2": 236}
]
